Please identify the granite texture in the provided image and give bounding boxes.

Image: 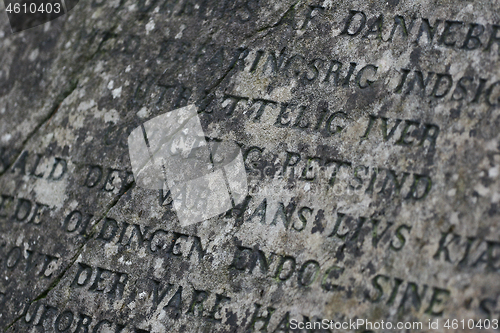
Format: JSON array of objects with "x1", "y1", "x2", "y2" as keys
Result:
[{"x1": 0, "y1": 0, "x2": 499, "y2": 332}]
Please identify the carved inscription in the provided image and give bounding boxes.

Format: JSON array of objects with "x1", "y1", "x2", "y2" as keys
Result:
[
  {"x1": 0, "y1": 194, "x2": 50, "y2": 225},
  {"x1": 341, "y1": 10, "x2": 500, "y2": 54},
  {"x1": 433, "y1": 231, "x2": 500, "y2": 272},
  {"x1": 0, "y1": 244, "x2": 59, "y2": 278},
  {"x1": 1, "y1": 0, "x2": 499, "y2": 331},
  {"x1": 244, "y1": 146, "x2": 432, "y2": 199}
]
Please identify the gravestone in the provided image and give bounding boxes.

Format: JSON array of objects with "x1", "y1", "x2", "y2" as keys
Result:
[{"x1": 0, "y1": 0, "x2": 499, "y2": 332}]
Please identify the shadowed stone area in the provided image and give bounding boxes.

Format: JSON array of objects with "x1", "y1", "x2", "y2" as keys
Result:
[{"x1": 0, "y1": 0, "x2": 499, "y2": 332}]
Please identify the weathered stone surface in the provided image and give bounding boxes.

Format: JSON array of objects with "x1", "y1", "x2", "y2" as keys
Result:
[{"x1": 0, "y1": 0, "x2": 499, "y2": 332}]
